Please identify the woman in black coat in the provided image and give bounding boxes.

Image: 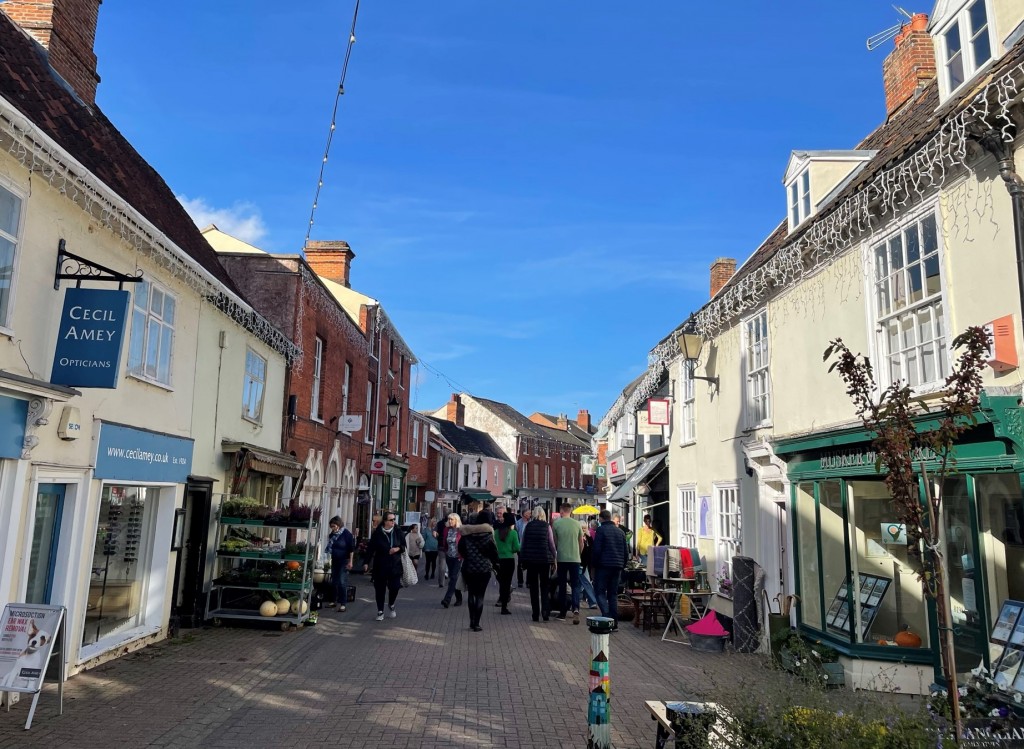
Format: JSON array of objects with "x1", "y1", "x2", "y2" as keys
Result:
[
  {"x1": 518, "y1": 507, "x2": 557, "y2": 622},
  {"x1": 362, "y1": 512, "x2": 407, "y2": 621},
  {"x1": 457, "y1": 510, "x2": 499, "y2": 632}
]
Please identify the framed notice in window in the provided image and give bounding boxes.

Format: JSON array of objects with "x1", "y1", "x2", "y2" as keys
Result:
[{"x1": 825, "y1": 573, "x2": 891, "y2": 640}]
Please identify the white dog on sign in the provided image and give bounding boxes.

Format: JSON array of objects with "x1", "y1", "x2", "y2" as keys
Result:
[{"x1": 0, "y1": 620, "x2": 52, "y2": 692}]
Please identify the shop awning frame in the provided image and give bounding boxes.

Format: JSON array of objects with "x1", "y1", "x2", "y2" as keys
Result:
[{"x1": 607, "y1": 452, "x2": 668, "y2": 503}]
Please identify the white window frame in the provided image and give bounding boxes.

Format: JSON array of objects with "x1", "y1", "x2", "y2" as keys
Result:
[
  {"x1": 128, "y1": 280, "x2": 176, "y2": 387},
  {"x1": 0, "y1": 180, "x2": 26, "y2": 333},
  {"x1": 869, "y1": 206, "x2": 948, "y2": 391},
  {"x1": 242, "y1": 347, "x2": 267, "y2": 423},
  {"x1": 679, "y1": 360, "x2": 696, "y2": 445},
  {"x1": 522, "y1": 463, "x2": 528, "y2": 488},
  {"x1": 678, "y1": 484, "x2": 697, "y2": 549},
  {"x1": 341, "y1": 362, "x2": 351, "y2": 417},
  {"x1": 311, "y1": 337, "x2": 324, "y2": 420},
  {"x1": 936, "y1": 0, "x2": 994, "y2": 100},
  {"x1": 571, "y1": 468, "x2": 576, "y2": 488},
  {"x1": 786, "y1": 168, "x2": 811, "y2": 230},
  {"x1": 742, "y1": 309, "x2": 771, "y2": 429},
  {"x1": 544, "y1": 465, "x2": 550, "y2": 490},
  {"x1": 412, "y1": 420, "x2": 420, "y2": 457},
  {"x1": 533, "y1": 464, "x2": 539, "y2": 488},
  {"x1": 714, "y1": 482, "x2": 742, "y2": 582},
  {"x1": 363, "y1": 381, "x2": 374, "y2": 444},
  {"x1": 560, "y1": 465, "x2": 566, "y2": 488}
]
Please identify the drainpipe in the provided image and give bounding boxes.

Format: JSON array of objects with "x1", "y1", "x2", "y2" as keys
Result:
[{"x1": 975, "y1": 127, "x2": 1024, "y2": 334}]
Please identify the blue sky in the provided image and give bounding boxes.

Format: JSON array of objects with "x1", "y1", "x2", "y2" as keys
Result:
[{"x1": 94, "y1": 1, "x2": 912, "y2": 420}]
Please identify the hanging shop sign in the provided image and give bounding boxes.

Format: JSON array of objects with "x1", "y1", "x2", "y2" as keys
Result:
[
  {"x1": 647, "y1": 398, "x2": 670, "y2": 426},
  {"x1": 50, "y1": 288, "x2": 130, "y2": 389},
  {"x1": 637, "y1": 411, "x2": 661, "y2": 436},
  {"x1": 370, "y1": 457, "x2": 387, "y2": 475},
  {"x1": 581, "y1": 455, "x2": 596, "y2": 476},
  {"x1": 608, "y1": 456, "x2": 626, "y2": 478},
  {"x1": 94, "y1": 421, "x2": 194, "y2": 483}
]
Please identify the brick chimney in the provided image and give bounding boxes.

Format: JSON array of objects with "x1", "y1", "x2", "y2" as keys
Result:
[
  {"x1": 446, "y1": 393, "x2": 465, "y2": 428},
  {"x1": 303, "y1": 240, "x2": 355, "y2": 288},
  {"x1": 882, "y1": 13, "x2": 935, "y2": 117},
  {"x1": 557, "y1": 414, "x2": 569, "y2": 430},
  {"x1": 576, "y1": 409, "x2": 591, "y2": 432},
  {"x1": 710, "y1": 258, "x2": 736, "y2": 298},
  {"x1": 1, "y1": 0, "x2": 102, "y2": 105}
]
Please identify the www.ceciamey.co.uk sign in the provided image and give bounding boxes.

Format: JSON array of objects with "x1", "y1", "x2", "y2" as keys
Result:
[{"x1": 50, "y1": 288, "x2": 130, "y2": 389}]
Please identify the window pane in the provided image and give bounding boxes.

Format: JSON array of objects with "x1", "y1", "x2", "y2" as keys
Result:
[
  {"x1": 907, "y1": 265, "x2": 923, "y2": 304},
  {"x1": 146, "y1": 320, "x2": 160, "y2": 376},
  {"x1": 924, "y1": 253, "x2": 941, "y2": 296},
  {"x1": 790, "y1": 182, "x2": 799, "y2": 223},
  {"x1": 905, "y1": 225, "x2": 920, "y2": 264},
  {"x1": 947, "y1": 50, "x2": 965, "y2": 89},
  {"x1": 0, "y1": 189, "x2": 19, "y2": 236},
  {"x1": 945, "y1": 22, "x2": 962, "y2": 56},
  {"x1": 874, "y1": 244, "x2": 888, "y2": 280},
  {"x1": 150, "y1": 288, "x2": 163, "y2": 318},
  {"x1": 889, "y1": 236, "x2": 904, "y2": 271},
  {"x1": 801, "y1": 171, "x2": 811, "y2": 218},
  {"x1": 968, "y1": 0, "x2": 987, "y2": 34},
  {"x1": 134, "y1": 281, "x2": 148, "y2": 312},
  {"x1": 157, "y1": 324, "x2": 172, "y2": 383},
  {"x1": 163, "y1": 295, "x2": 175, "y2": 325},
  {"x1": 0, "y1": 236, "x2": 14, "y2": 324},
  {"x1": 128, "y1": 309, "x2": 146, "y2": 371},
  {"x1": 972, "y1": 31, "x2": 991, "y2": 68}
]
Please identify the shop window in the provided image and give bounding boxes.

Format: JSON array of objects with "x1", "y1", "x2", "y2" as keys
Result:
[
  {"x1": 872, "y1": 210, "x2": 947, "y2": 389},
  {"x1": 679, "y1": 485, "x2": 697, "y2": 548},
  {"x1": 128, "y1": 280, "x2": 176, "y2": 386},
  {"x1": 242, "y1": 348, "x2": 267, "y2": 423},
  {"x1": 796, "y1": 483, "x2": 824, "y2": 628},
  {"x1": 0, "y1": 182, "x2": 23, "y2": 329},
  {"x1": 83, "y1": 485, "x2": 157, "y2": 648},
  {"x1": 978, "y1": 474, "x2": 1024, "y2": 631}
]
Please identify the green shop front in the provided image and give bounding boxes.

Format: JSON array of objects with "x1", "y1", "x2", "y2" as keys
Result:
[{"x1": 774, "y1": 394, "x2": 1024, "y2": 693}]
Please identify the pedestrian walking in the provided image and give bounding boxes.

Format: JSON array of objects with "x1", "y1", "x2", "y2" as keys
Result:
[
  {"x1": 552, "y1": 503, "x2": 585, "y2": 624},
  {"x1": 362, "y1": 512, "x2": 406, "y2": 621},
  {"x1": 519, "y1": 507, "x2": 556, "y2": 622},
  {"x1": 435, "y1": 515, "x2": 449, "y2": 588},
  {"x1": 440, "y1": 513, "x2": 463, "y2": 608},
  {"x1": 405, "y1": 523, "x2": 424, "y2": 580},
  {"x1": 579, "y1": 525, "x2": 599, "y2": 610},
  {"x1": 457, "y1": 510, "x2": 499, "y2": 632},
  {"x1": 422, "y1": 520, "x2": 439, "y2": 581},
  {"x1": 593, "y1": 509, "x2": 628, "y2": 627},
  {"x1": 515, "y1": 508, "x2": 531, "y2": 588},
  {"x1": 493, "y1": 511, "x2": 520, "y2": 615},
  {"x1": 324, "y1": 516, "x2": 355, "y2": 612}
]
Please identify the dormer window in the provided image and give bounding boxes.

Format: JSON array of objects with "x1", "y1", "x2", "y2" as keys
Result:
[
  {"x1": 788, "y1": 169, "x2": 811, "y2": 229},
  {"x1": 936, "y1": 0, "x2": 993, "y2": 97}
]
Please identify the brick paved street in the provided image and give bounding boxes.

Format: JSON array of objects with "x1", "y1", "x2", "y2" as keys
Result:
[{"x1": 1, "y1": 577, "x2": 864, "y2": 748}]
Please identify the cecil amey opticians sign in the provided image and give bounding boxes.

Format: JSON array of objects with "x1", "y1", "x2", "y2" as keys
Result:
[{"x1": 50, "y1": 288, "x2": 130, "y2": 389}]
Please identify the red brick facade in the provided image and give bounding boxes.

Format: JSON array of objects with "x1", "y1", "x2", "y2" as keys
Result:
[
  {"x1": 883, "y1": 19, "x2": 936, "y2": 117},
  {"x1": 709, "y1": 257, "x2": 736, "y2": 299}
]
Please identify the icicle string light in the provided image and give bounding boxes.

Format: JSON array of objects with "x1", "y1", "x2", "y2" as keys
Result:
[
  {"x1": 0, "y1": 102, "x2": 301, "y2": 362},
  {"x1": 597, "y1": 60, "x2": 1024, "y2": 436}
]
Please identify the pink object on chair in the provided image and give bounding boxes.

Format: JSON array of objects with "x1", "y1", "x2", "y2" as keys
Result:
[{"x1": 685, "y1": 610, "x2": 728, "y2": 637}]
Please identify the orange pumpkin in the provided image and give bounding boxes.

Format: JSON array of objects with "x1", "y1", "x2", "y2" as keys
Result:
[
  {"x1": 894, "y1": 628, "x2": 923, "y2": 648},
  {"x1": 285, "y1": 561, "x2": 302, "y2": 571}
]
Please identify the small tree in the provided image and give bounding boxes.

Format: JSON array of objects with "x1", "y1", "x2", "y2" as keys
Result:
[{"x1": 824, "y1": 326, "x2": 990, "y2": 744}]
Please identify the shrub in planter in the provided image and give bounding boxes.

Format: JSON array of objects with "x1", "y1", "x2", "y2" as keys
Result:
[{"x1": 221, "y1": 497, "x2": 265, "y2": 519}]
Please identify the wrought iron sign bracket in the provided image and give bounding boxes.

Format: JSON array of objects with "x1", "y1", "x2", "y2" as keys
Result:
[{"x1": 53, "y1": 238, "x2": 144, "y2": 290}]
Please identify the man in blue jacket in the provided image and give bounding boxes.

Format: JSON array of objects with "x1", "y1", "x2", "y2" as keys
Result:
[
  {"x1": 592, "y1": 509, "x2": 628, "y2": 627},
  {"x1": 324, "y1": 516, "x2": 355, "y2": 611}
]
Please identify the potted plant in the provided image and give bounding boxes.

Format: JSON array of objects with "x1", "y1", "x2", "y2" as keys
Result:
[
  {"x1": 773, "y1": 629, "x2": 844, "y2": 687},
  {"x1": 714, "y1": 564, "x2": 733, "y2": 596}
]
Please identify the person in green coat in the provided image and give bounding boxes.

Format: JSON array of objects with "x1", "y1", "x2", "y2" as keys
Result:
[{"x1": 493, "y1": 512, "x2": 521, "y2": 615}]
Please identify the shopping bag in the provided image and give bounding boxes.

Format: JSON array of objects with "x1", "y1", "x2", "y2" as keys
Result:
[{"x1": 401, "y1": 551, "x2": 418, "y2": 587}]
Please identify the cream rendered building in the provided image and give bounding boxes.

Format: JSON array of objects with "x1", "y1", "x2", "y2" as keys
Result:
[
  {"x1": 601, "y1": 0, "x2": 1024, "y2": 694},
  {"x1": 0, "y1": 2, "x2": 297, "y2": 683}
]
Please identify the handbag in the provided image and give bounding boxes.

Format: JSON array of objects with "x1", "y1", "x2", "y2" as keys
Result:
[{"x1": 401, "y1": 551, "x2": 418, "y2": 587}]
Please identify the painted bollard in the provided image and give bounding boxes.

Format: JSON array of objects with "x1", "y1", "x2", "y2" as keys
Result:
[{"x1": 587, "y1": 615, "x2": 616, "y2": 749}]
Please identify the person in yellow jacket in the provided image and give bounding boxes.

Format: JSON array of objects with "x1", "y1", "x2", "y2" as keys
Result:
[{"x1": 636, "y1": 514, "x2": 662, "y2": 567}]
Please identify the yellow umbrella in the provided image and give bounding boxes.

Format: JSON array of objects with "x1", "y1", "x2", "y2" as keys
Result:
[{"x1": 571, "y1": 504, "x2": 600, "y2": 516}]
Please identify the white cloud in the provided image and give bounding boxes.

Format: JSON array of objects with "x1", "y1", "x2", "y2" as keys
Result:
[{"x1": 177, "y1": 195, "x2": 267, "y2": 244}]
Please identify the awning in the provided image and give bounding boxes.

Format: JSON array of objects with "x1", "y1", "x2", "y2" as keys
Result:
[
  {"x1": 607, "y1": 452, "x2": 668, "y2": 503},
  {"x1": 462, "y1": 491, "x2": 497, "y2": 502},
  {"x1": 223, "y1": 441, "x2": 304, "y2": 494},
  {"x1": 250, "y1": 451, "x2": 304, "y2": 478}
]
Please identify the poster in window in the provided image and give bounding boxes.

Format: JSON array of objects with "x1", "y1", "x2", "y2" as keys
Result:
[
  {"x1": 698, "y1": 496, "x2": 712, "y2": 539},
  {"x1": 991, "y1": 601, "x2": 1023, "y2": 644},
  {"x1": 994, "y1": 648, "x2": 1023, "y2": 689},
  {"x1": 1010, "y1": 610, "x2": 1024, "y2": 647}
]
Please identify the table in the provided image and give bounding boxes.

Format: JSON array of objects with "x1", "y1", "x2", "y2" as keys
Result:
[
  {"x1": 652, "y1": 589, "x2": 688, "y2": 643},
  {"x1": 680, "y1": 590, "x2": 711, "y2": 620}
]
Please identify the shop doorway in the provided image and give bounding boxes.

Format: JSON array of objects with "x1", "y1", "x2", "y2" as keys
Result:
[
  {"x1": 24, "y1": 484, "x2": 65, "y2": 604},
  {"x1": 173, "y1": 478, "x2": 214, "y2": 629}
]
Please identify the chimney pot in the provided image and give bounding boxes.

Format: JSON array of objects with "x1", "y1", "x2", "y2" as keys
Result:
[
  {"x1": 446, "y1": 393, "x2": 465, "y2": 428},
  {"x1": 882, "y1": 15, "x2": 935, "y2": 117}
]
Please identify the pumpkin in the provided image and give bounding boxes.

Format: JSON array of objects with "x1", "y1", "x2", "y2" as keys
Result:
[
  {"x1": 259, "y1": 600, "x2": 279, "y2": 617},
  {"x1": 275, "y1": 598, "x2": 291, "y2": 615},
  {"x1": 285, "y1": 561, "x2": 302, "y2": 571},
  {"x1": 894, "y1": 628, "x2": 923, "y2": 648},
  {"x1": 312, "y1": 568, "x2": 326, "y2": 584},
  {"x1": 290, "y1": 599, "x2": 308, "y2": 615}
]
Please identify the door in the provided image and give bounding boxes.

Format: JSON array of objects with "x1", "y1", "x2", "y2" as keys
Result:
[
  {"x1": 174, "y1": 480, "x2": 213, "y2": 627},
  {"x1": 943, "y1": 475, "x2": 987, "y2": 684},
  {"x1": 25, "y1": 484, "x2": 65, "y2": 604}
]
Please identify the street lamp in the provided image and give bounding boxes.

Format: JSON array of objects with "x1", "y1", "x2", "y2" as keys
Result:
[
  {"x1": 475, "y1": 456, "x2": 483, "y2": 487},
  {"x1": 675, "y1": 316, "x2": 719, "y2": 389},
  {"x1": 380, "y1": 393, "x2": 401, "y2": 451}
]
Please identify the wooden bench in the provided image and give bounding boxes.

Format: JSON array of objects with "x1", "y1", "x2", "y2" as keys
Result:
[{"x1": 644, "y1": 700, "x2": 734, "y2": 748}]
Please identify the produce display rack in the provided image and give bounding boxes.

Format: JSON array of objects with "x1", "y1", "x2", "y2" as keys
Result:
[{"x1": 205, "y1": 507, "x2": 319, "y2": 631}]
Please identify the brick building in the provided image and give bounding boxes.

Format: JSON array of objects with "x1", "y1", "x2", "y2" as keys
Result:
[{"x1": 207, "y1": 230, "x2": 417, "y2": 534}]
